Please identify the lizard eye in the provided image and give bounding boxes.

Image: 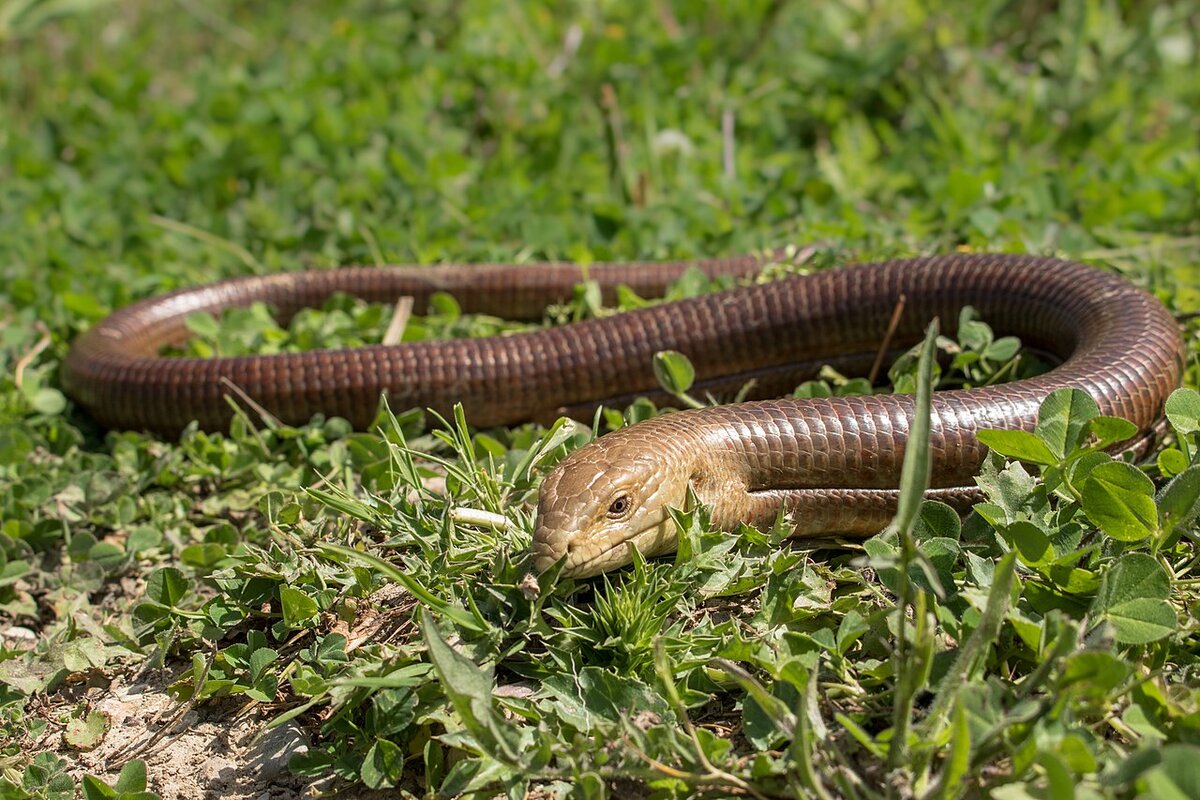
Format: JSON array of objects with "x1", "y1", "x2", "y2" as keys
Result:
[{"x1": 607, "y1": 495, "x2": 632, "y2": 518}]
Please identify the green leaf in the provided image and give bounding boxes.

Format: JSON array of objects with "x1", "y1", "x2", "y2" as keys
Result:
[
  {"x1": 21, "y1": 754, "x2": 73, "y2": 800},
  {"x1": 837, "y1": 377, "x2": 873, "y2": 396},
  {"x1": 1008, "y1": 521, "x2": 1053, "y2": 567},
  {"x1": 80, "y1": 776, "x2": 117, "y2": 800},
  {"x1": 429, "y1": 291, "x2": 461, "y2": 320},
  {"x1": 914, "y1": 501, "x2": 961, "y2": 541},
  {"x1": 975, "y1": 456, "x2": 1039, "y2": 521},
  {"x1": 145, "y1": 567, "x2": 188, "y2": 606},
  {"x1": 1139, "y1": 745, "x2": 1200, "y2": 800},
  {"x1": 1065, "y1": 450, "x2": 1113, "y2": 488},
  {"x1": 836, "y1": 610, "x2": 870, "y2": 655},
  {"x1": 1165, "y1": 387, "x2": 1200, "y2": 435},
  {"x1": 1083, "y1": 416, "x2": 1139, "y2": 450},
  {"x1": 1058, "y1": 652, "x2": 1130, "y2": 696},
  {"x1": 64, "y1": 712, "x2": 108, "y2": 751},
  {"x1": 113, "y1": 761, "x2": 147, "y2": 794},
  {"x1": 184, "y1": 311, "x2": 221, "y2": 340},
  {"x1": 1123, "y1": 702, "x2": 1167, "y2": 742},
  {"x1": 1158, "y1": 465, "x2": 1200, "y2": 537},
  {"x1": 87, "y1": 541, "x2": 126, "y2": 571},
  {"x1": 0, "y1": 426, "x2": 33, "y2": 467},
  {"x1": 1158, "y1": 448, "x2": 1189, "y2": 478},
  {"x1": 976, "y1": 429, "x2": 1058, "y2": 465},
  {"x1": 541, "y1": 667, "x2": 671, "y2": 733},
  {"x1": 1091, "y1": 554, "x2": 1175, "y2": 644},
  {"x1": 1036, "y1": 750, "x2": 1075, "y2": 800},
  {"x1": 260, "y1": 491, "x2": 302, "y2": 525},
  {"x1": 438, "y1": 757, "x2": 510, "y2": 797},
  {"x1": 29, "y1": 387, "x2": 66, "y2": 415},
  {"x1": 248, "y1": 647, "x2": 278, "y2": 683},
  {"x1": 793, "y1": 380, "x2": 833, "y2": 399},
  {"x1": 316, "y1": 633, "x2": 349, "y2": 663},
  {"x1": 1057, "y1": 734, "x2": 1098, "y2": 774},
  {"x1": 1101, "y1": 596, "x2": 1177, "y2": 645},
  {"x1": 125, "y1": 526, "x2": 164, "y2": 554},
  {"x1": 130, "y1": 603, "x2": 172, "y2": 643},
  {"x1": 652, "y1": 350, "x2": 695, "y2": 395},
  {"x1": 279, "y1": 586, "x2": 318, "y2": 628},
  {"x1": 1081, "y1": 461, "x2": 1158, "y2": 542},
  {"x1": 180, "y1": 543, "x2": 226, "y2": 568},
  {"x1": 420, "y1": 609, "x2": 519, "y2": 764},
  {"x1": 361, "y1": 738, "x2": 404, "y2": 789},
  {"x1": 1035, "y1": 388, "x2": 1099, "y2": 458},
  {"x1": 61, "y1": 291, "x2": 106, "y2": 319},
  {"x1": 985, "y1": 336, "x2": 1020, "y2": 362}
]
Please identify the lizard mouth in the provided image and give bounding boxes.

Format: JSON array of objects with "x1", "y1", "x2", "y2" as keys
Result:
[{"x1": 558, "y1": 518, "x2": 676, "y2": 578}]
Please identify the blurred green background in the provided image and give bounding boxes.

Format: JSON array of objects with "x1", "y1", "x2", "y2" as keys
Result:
[{"x1": 3, "y1": 1, "x2": 1197, "y2": 329}]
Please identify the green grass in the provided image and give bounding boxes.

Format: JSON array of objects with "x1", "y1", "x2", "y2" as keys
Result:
[{"x1": 1, "y1": 1, "x2": 1199, "y2": 797}]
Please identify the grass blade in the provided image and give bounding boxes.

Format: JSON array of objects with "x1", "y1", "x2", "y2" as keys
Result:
[
  {"x1": 887, "y1": 320, "x2": 940, "y2": 771},
  {"x1": 318, "y1": 543, "x2": 488, "y2": 633}
]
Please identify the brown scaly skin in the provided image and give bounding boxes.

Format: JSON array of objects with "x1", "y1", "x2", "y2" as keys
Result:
[
  {"x1": 530, "y1": 258, "x2": 1184, "y2": 578},
  {"x1": 62, "y1": 255, "x2": 1185, "y2": 577},
  {"x1": 531, "y1": 400, "x2": 998, "y2": 578}
]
